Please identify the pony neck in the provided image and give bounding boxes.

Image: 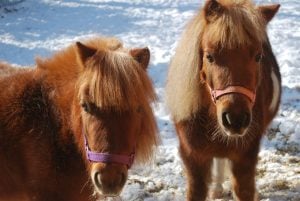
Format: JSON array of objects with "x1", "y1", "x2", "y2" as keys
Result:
[
  {"x1": 35, "y1": 46, "x2": 86, "y2": 158},
  {"x1": 36, "y1": 44, "x2": 81, "y2": 88},
  {"x1": 36, "y1": 44, "x2": 81, "y2": 115}
]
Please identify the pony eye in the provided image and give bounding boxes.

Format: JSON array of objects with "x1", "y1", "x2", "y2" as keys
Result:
[
  {"x1": 255, "y1": 53, "x2": 263, "y2": 63},
  {"x1": 81, "y1": 103, "x2": 91, "y2": 113},
  {"x1": 206, "y1": 54, "x2": 215, "y2": 63}
]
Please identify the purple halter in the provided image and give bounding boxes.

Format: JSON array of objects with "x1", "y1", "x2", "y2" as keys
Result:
[{"x1": 83, "y1": 132, "x2": 135, "y2": 168}]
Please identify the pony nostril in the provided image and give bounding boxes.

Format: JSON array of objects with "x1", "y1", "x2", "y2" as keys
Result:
[
  {"x1": 222, "y1": 111, "x2": 250, "y2": 132},
  {"x1": 120, "y1": 172, "x2": 126, "y2": 186},
  {"x1": 242, "y1": 112, "x2": 251, "y2": 128},
  {"x1": 114, "y1": 172, "x2": 126, "y2": 187},
  {"x1": 93, "y1": 171, "x2": 102, "y2": 189},
  {"x1": 222, "y1": 112, "x2": 232, "y2": 128}
]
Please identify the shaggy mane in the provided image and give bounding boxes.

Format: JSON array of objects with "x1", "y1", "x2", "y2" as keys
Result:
[
  {"x1": 37, "y1": 37, "x2": 158, "y2": 163},
  {"x1": 166, "y1": 0, "x2": 267, "y2": 122}
]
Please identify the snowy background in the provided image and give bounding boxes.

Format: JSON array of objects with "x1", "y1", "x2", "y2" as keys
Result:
[{"x1": 0, "y1": 0, "x2": 299, "y2": 200}]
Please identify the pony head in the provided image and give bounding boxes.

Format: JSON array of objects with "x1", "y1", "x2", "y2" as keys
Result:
[
  {"x1": 200, "y1": 0, "x2": 280, "y2": 137},
  {"x1": 75, "y1": 38, "x2": 158, "y2": 196}
]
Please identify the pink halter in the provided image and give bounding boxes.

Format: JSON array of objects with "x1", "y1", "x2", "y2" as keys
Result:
[
  {"x1": 83, "y1": 131, "x2": 135, "y2": 168},
  {"x1": 209, "y1": 85, "x2": 256, "y2": 104}
]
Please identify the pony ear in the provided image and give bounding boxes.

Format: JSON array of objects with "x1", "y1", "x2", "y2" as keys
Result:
[
  {"x1": 258, "y1": 4, "x2": 280, "y2": 23},
  {"x1": 75, "y1": 42, "x2": 97, "y2": 65},
  {"x1": 204, "y1": 0, "x2": 224, "y2": 22},
  {"x1": 130, "y1": 47, "x2": 150, "y2": 69}
]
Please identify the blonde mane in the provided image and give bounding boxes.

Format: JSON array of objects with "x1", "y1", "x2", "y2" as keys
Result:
[
  {"x1": 166, "y1": 0, "x2": 267, "y2": 122},
  {"x1": 37, "y1": 37, "x2": 159, "y2": 163}
]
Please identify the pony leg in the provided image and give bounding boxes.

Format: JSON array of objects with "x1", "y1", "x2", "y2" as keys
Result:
[
  {"x1": 180, "y1": 148, "x2": 212, "y2": 201},
  {"x1": 232, "y1": 188, "x2": 259, "y2": 201},
  {"x1": 230, "y1": 155, "x2": 258, "y2": 201},
  {"x1": 209, "y1": 158, "x2": 226, "y2": 199}
]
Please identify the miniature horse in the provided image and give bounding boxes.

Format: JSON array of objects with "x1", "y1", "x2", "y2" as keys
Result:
[
  {"x1": 0, "y1": 37, "x2": 158, "y2": 201},
  {"x1": 166, "y1": 0, "x2": 281, "y2": 201}
]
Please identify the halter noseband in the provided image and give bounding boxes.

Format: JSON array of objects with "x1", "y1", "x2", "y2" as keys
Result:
[
  {"x1": 83, "y1": 132, "x2": 135, "y2": 168},
  {"x1": 209, "y1": 85, "x2": 256, "y2": 104}
]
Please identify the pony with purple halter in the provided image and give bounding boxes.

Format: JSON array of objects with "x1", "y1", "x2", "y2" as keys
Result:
[{"x1": 0, "y1": 37, "x2": 158, "y2": 201}]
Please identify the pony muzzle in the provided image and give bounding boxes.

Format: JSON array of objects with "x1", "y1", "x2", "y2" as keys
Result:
[
  {"x1": 91, "y1": 164, "x2": 128, "y2": 196},
  {"x1": 213, "y1": 86, "x2": 254, "y2": 136}
]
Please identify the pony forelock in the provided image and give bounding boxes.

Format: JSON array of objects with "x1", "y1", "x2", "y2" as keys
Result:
[{"x1": 204, "y1": 0, "x2": 266, "y2": 49}]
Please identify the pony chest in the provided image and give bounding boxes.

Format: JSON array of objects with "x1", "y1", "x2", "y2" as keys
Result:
[{"x1": 176, "y1": 116, "x2": 255, "y2": 157}]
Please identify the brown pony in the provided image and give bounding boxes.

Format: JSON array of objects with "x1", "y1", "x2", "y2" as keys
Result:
[
  {"x1": 0, "y1": 37, "x2": 158, "y2": 201},
  {"x1": 166, "y1": 0, "x2": 281, "y2": 201}
]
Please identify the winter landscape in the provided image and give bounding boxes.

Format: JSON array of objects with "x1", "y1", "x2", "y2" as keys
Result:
[{"x1": 0, "y1": 0, "x2": 299, "y2": 200}]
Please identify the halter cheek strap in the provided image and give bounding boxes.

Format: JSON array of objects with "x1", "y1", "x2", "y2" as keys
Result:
[
  {"x1": 83, "y1": 133, "x2": 135, "y2": 168},
  {"x1": 209, "y1": 85, "x2": 256, "y2": 104}
]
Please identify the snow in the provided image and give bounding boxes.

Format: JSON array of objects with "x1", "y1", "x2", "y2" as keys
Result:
[{"x1": 0, "y1": 0, "x2": 299, "y2": 200}]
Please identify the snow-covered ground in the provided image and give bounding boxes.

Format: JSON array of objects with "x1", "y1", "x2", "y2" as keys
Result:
[{"x1": 0, "y1": 0, "x2": 299, "y2": 200}]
